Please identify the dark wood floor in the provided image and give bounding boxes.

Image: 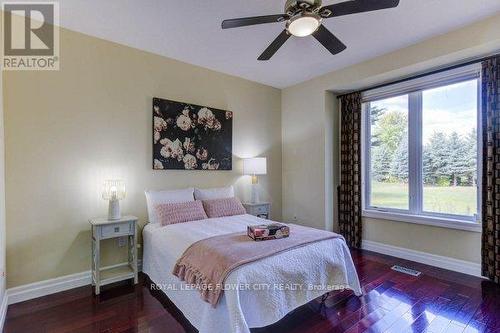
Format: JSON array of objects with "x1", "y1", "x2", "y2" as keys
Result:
[{"x1": 5, "y1": 249, "x2": 500, "y2": 333}]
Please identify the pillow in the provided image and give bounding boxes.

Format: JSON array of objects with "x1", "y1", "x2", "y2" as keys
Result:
[
  {"x1": 194, "y1": 186, "x2": 235, "y2": 200},
  {"x1": 145, "y1": 188, "x2": 194, "y2": 224},
  {"x1": 155, "y1": 200, "x2": 208, "y2": 226},
  {"x1": 202, "y1": 197, "x2": 246, "y2": 218}
]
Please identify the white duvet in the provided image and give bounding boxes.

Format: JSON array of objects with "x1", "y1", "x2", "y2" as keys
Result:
[{"x1": 142, "y1": 214, "x2": 362, "y2": 333}]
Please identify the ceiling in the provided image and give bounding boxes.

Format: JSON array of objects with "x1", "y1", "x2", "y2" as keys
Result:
[{"x1": 52, "y1": 1, "x2": 500, "y2": 88}]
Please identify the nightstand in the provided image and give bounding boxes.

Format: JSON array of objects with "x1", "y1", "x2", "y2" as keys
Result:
[
  {"x1": 89, "y1": 216, "x2": 138, "y2": 295},
  {"x1": 243, "y1": 202, "x2": 271, "y2": 219}
]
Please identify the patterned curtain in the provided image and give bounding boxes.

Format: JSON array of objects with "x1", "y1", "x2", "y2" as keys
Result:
[
  {"x1": 339, "y1": 92, "x2": 362, "y2": 248},
  {"x1": 482, "y1": 56, "x2": 500, "y2": 283}
]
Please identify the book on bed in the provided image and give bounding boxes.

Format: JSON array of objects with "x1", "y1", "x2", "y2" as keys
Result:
[{"x1": 247, "y1": 223, "x2": 290, "y2": 241}]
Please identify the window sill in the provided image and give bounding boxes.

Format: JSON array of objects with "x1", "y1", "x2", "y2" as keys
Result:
[{"x1": 362, "y1": 210, "x2": 482, "y2": 233}]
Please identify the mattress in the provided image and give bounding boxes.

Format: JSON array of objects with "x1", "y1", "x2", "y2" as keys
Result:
[{"x1": 142, "y1": 214, "x2": 361, "y2": 333}]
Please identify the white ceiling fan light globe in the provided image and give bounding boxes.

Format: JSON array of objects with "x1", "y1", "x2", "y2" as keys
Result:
[{"x1": 287, "y1": 14, "x2": 321, "y2": 37}]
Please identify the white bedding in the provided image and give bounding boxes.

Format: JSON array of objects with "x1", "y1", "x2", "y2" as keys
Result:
[{"x1": 143, "y1": 214, "x2": 362, "y2": 333}]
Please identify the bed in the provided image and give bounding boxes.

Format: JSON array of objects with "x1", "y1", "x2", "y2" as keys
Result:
[{"x1": 142, "y1": 213, "x2": 362, "y2": 333}]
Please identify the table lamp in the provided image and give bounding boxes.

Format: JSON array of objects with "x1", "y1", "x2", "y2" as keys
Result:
[
  {"x1": 243, "y1": 157, "x2": 267, "y2": 203},
  {"x1": 102, "y1": 179, "x2": 126, "y2": 220}
]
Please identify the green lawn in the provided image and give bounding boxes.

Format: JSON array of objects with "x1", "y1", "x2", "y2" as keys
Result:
[{"x1": 371, "y1": 181, "x2": 477, "y2": 216}]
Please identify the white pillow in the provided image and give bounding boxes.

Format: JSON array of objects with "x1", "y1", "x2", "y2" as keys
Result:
[
  {"x1": 194, "y1": 186, "x2": 235, "y2": 201},
  {"x1": 145, "y1": 188, "x2": 195, "y2": 224}
]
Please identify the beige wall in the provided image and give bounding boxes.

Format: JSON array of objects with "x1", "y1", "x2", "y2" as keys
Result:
[
  {"x1": 0, "y1": 67, "x2": 5, "y2": 304},
  {"x1": 3, "y1": 28, "x2": 282, "y2": 288},
  {"x1": 282, "y1": 13, "x2": 500, "y2": 263}
]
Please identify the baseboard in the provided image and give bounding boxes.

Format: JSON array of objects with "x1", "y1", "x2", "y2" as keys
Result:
[
  {"x1": 7, "y1": 269, "x2": 91, "y2": 305},
  {"x1": 7, "y1": 260, "x2": 142, "y2": 305},
  {"x1": 0, "y1": 292, "x2": 7, "y2": 331},
  {"x1": 362, "y1": 240, "x2": 481, "y2": 277}
]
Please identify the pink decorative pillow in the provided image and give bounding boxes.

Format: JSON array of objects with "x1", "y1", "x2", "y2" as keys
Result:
[
  {"x1": 202, "y1": 197, "x2": 246, "y2": 218},
  {"x1": 155, "y1": 200, "x2": 208, "y2": 226}
]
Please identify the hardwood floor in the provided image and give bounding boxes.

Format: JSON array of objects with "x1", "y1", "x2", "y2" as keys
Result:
[{"x1": 4, "y1": 249, "x2": 500, "y2": 333}]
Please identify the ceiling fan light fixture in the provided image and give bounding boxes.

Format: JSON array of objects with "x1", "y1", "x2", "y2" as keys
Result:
[
  {"x1": 221, "y1": 0, "x2": 401, "y2": 60},
  {"x1": 287, "y1": 13, "x2": 321, "y2": 37}
]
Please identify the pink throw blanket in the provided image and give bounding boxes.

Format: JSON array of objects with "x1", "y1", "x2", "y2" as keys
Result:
[{"x1": 172, "y1": 223, "x2": 343, "y2": 307}]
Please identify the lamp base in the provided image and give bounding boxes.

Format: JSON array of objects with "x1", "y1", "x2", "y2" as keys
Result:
[
  {"x1": 251, "y1": 178, "x2": 259, "y2": 204},
  {"x1": 108, "y1": 200, "x2": 121, "y2": 220}
]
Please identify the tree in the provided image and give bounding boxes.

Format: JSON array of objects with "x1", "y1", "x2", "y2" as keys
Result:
[
  {"x1": 463, "y1": 128, "x2": 477, "y2": 186},
  {"x1": 369, "y1": 106, "x2": 386, "y2": 147},
  {"x1": 426, "y1": 132, "x2": 450, "y2": 185},
  {"x1": 423, "y1": 145, "x2": 433, "y2": 184},
  {"x1": 370, "y1": 109, "x2": 408, "y2": 183},
  {"x1": 390, "y1": 134, "x2": 409, "y2": 182},
  {"x1": 446, "y1": 132, "x2": 469, "y2": 186},
  {"x1": 372, "y1": 145, "x2": 392, "y2": 181},
  {"x1": 372, "y1": 111, "x2": 408, "y2": 155}
]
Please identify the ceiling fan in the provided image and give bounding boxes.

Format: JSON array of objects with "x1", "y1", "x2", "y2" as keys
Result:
[{"x1": 222, "y1": 0, "x2": 400, "y2": 61}]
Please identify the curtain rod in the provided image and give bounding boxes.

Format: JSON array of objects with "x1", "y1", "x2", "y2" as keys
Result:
[{"x1": 336, "y1": 53, "x2": 499, "y2": 99}]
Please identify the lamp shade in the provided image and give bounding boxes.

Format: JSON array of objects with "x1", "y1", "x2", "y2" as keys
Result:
[
  {"x1": 243, "y1": 157, "x2": 267, "y2": 175},
  {"x1": 102, "y1": 179, "x2": 126, "y2": 201}
]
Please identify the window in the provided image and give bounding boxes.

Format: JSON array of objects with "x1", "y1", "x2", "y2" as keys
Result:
[
  {"x1": 362, "y1": 65, "x2": 481, "y2": 230},
  {"x1": 368, "y1": 95, "x2": 409, "y2": 210}
]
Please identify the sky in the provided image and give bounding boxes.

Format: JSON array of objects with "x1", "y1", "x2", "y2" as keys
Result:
[{"x1": 370, "y1": 79, "x2": 478, "y2": 144}]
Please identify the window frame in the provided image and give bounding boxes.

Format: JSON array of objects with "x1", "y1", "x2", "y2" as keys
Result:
[{"x1": 361, "y1": 64, "x2": 482, "y2": 232}]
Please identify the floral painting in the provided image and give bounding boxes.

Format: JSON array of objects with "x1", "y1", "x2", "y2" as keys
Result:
[{"x1": 153, "y1": 97, "x2": 232, "y2": 170}]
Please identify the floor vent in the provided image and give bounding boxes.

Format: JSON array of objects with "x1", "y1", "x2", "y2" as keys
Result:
[{"x1": 391, "y1": 265, "x2": 422, "y2": 277}]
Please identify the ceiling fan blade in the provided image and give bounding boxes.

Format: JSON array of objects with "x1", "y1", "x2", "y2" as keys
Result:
[
  {"x1": 258, "y1": 30, "x2": 291, "y2": 61},
  {"x1": 321, "y1": 0, "x2": 400, "y2": 18},
  {"x1": 312, "y1": 25, "x2": 347, "y2": 55},
  {"x1": 222, "y1": 14, "x2": 288, "y2": 29}
]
